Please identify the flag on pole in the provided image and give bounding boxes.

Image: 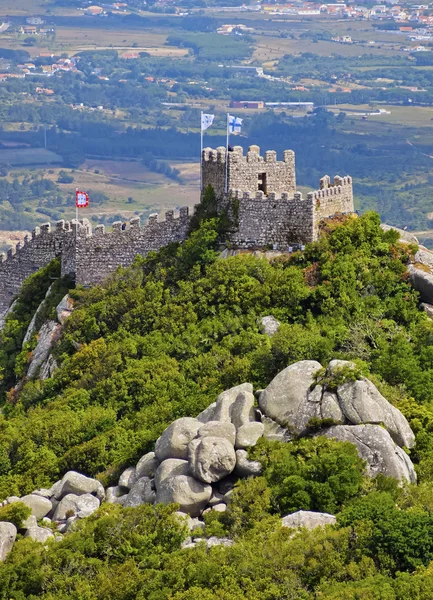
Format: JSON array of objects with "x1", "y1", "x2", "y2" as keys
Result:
[
  {"x1": 76, "y1": 190, "x2": 89, "y2": 208},
  {"x1": 228, "y1": 115, "x2": 242, "y2": 134},
  {"x1": 201, "y1": 113, "x2": 215, "y2": 131}
]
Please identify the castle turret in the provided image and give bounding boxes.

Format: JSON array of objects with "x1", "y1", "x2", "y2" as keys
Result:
[
  {"x1": 201, "y1": 144, "x2": 296, "y2": 212},
  {"x1": 200, "y1": 145, "x2": 354, "y2": 249}
]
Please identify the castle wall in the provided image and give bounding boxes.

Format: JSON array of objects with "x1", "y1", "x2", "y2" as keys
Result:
[
  {"x1": 0, "y1": 209, "x2": 191, "y2": 314},
  {"x1": 229, "y1": 190, "x2": 315, "y2": 248},
  {"x1": 0, "y1": 222, "x2": 70, "y2": 312},
  {"x1": 311, "y1": 175, "x2": 354, "y2": 223},
  {"x1": 73, "y1": 209, "x2": 190, "y2": 286}
]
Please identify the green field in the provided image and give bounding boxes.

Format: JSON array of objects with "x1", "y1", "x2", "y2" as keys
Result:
[{"x1": 0, "y1": 148, "x2": 63, "y2": 166}]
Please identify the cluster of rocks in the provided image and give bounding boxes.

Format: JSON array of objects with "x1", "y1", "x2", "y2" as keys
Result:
[
  {"x1": 105, "y1": 358, "x2": 416, "y2": 521},
  {"x1": 0, "y1": 471, "x2": 105, "y2": 560},
  {"x1": 0, "y1": 357, "x2": 416, "y2": 561}
]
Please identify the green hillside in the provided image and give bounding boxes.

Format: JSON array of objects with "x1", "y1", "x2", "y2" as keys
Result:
[{"x1": 2, "y1": 212, "x2": 433, "y2": 597}]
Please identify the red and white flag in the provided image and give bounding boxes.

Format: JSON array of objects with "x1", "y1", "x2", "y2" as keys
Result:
[{"x1": 75, "y1": 190, "x2": 89, "y2": 208}]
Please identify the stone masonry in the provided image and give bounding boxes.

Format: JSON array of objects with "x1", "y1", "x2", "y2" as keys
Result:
[
  {"x1": 0, "y1": 209, "x2": 190, "y2": 314},
  {"x1": 201, "y1": 144, "x2": 354, "y2": 248},
  {"x1": 0, "y1": 145, "x2": 353, "y2": 314}
]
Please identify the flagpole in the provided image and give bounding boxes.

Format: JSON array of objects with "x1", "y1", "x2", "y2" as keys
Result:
[
  {"x1": 200, "y1": 111, "x2": 203, "y2": 194},
  {"x1": 225, "y1": 112, "x2": 229, "y2": 194},
  {"x1": 75, "y1": 187, "x2": 78, "y2": 223}
]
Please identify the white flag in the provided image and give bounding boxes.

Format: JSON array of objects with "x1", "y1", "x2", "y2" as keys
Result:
[
  {"x1": 228, "y1": 115, "x2": 242, "y2": 134},
  {"x1": 201, "y1": 113, "x2": 215, "y2": 131}
]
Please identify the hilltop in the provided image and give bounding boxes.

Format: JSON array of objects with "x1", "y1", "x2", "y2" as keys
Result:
[{"x1": 0, "y1": 211, "x2": 433, "y2": 597}]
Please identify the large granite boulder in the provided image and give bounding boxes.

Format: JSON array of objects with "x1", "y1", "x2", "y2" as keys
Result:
[
  {"x1": 230, "y1": 391, "x2": 255, "y2": 429},
  {"x1": 235, "y1": 422, "x2": 264, "y2": 449},
  {"x1": 336, "y1": 378, "x2": 414, "y2": 448},
  {"x1": 56, "y1": 294, "x2": 74, "y2": 324},
  {"x1": 188, "y1": 436, "x2": 236, "y2": 484},
  {"x1": 322, "y1": 424, "x2": 416, "y2": 483},
  {"x1": 259, "y1": 360, "x2": 322, "y2": 429},
  {"x1": 24, "y1": 526, "x2": 54, "y2": 543},
  {"x1": 118, "y1": 467, "x2": 137, "y2": 491},
  {"x1": 20, "y1": 494, "x2": 52, "y2": 519},
  {"x1": 155, "y1": 418, "x2": 201, "y2": 462},
  {"x1": 135, "y1": 452, "x2": 159, "y2": 479},
  {"x1": 27, "y1": 320, "x2": 61, "y2": 379},
  {"x1": 197, "y1": 421, "x2": 236, "y2": 446},
  {"x1": 54, "y1": 471, "x2": 105, "y2": 501},
  {"x1": 154, "y1": 459, "x2": 190, "y2": 488},
  {"x1": 408, "y1": 264, "x2": 433, "y2": 304},
  {"x1": 0, "y1": 522, "x2": 17, "y2": 561},
  {"x1": 155, "y1": 475, "x2": 212, "y2": 517},
  {"x1": 53, "y1": 493, "x2": 100, "y2": 521},
  {"x1": 234, "y1": 450, "x2": 262, "y2": 477},
  {"x1": 281, "y1": 510, "x2": 336, "y2": 530},
  {"x1": 258, "y1": 360, "x2": 415, "y2": 449},
  {"x1": 213, "y1": 383, "x2": 254, "y2": 422},
  {"x1": 123, "y1": 477, "x2": 155, "y2": 507}
]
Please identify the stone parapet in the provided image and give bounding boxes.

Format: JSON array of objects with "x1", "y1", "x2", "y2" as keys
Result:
[{"x1": 0, "y1": 208, "x2": 191, "y2": 314}]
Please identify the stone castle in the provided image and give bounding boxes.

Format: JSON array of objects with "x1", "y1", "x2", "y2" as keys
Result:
[{"x1": 0, "y1": 145, "x2": 353, "y2": 313}]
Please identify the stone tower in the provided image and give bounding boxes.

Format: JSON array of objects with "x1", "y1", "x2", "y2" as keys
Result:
[
  {"x1": 200, "y1": 144, "x2": 354, "y2": 248},
  {"x1": 201, "y1": 144, "x2": 296, "y2": 211}
]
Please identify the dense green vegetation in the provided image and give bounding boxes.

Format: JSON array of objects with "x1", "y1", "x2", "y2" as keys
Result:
[
  {"x1": 3, "y1": 213, "x2": 433, "y2": 596},
  {"x1": 2, "y1": 211, "x2": 432, "y2": 497}
]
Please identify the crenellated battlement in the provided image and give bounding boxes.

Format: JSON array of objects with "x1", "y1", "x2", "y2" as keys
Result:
[
  {"x1": 0, "y1": 208, "x2": 191, "y2": 314},
  {"x1": 0, "y1": 145, "x2": 354, "y2": 316}
]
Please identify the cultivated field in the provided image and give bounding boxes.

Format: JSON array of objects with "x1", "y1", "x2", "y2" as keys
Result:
[
  {"x1": 10, "y1": 158, "x2": 200, "y2": 222},
  {"x1": 0, "y1": 148, "x2": 63, "y2": 166}
]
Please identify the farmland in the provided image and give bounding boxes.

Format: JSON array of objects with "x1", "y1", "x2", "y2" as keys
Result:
[{"x1": 0, "y1": 1, "x2": 432, "y2": 238}]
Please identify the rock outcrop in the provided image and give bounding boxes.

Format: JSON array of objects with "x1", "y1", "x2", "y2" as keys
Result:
[
  {"x1": 322, "y1": 424, "x2": 416, "y2": 483},
  {"x1": 0, "y1": 523, "x2": 17, "y2": 562},
  {"x1": 282, "y1": 510, "x2": 337, "y2": 530},
  {"x1": 0, "y1": 359, "x2": 416, "y2": 557}
]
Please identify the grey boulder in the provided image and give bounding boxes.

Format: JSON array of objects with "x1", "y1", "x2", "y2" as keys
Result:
[
  {"x1": 213, "y1": 383, "x2": 254, "y2": 423},
  {"x1": 27, "y1": 320, "x2": 61, "y2": 379},
  {"x1": 155, "y1": 418, "x2": 201, "y2": 462},
  {"x1": 105, "y1": 486, "x2": 127, "y2": 504},
  {"x1": 261, "y1": 416, "x2": 292, "y2": 442},
  {"x1": 54, "y1": 471, "x2": 105, "y2": 501},
  {"x1": 135, "y1": 452, "x2": 159, "y2": 479},
  {"x1": 322, "y1": 424, "x2": 417, "y2": 483},
  {"x1": 197, "y1": 421, "x2": 236, "y2": 446},
  {"x1": 53, "y1": 493, "x2": 100, "y2": 521},
  {"x1": 155, "y1": 475, "x2": 212, "y2": 517},
  {"x1": 282, "y1": 510, "x2": 336, "y2": 530},
  {"x1": 234, "y1": 450, "x2": 262, "y2": 477},
  {"x1": 230, "y1": 391, "x2": 255, "y2": 429},
  {"x1": 235, "y1": 422, "x2": 264, "y2": 449},
  {"x1": 336, "y1": 378, "x2": 415, "y2": 448},
  {"x1": 259, "y1": 315, "x2": 281, "y2": 336},
  {"x1": 20, "y1": 494, "x2": 52, "y2": 519},
  {"x1": 188, "y1": 436, "x2": 236, "y2": 484},
  {"x1": 259, "y1": 360, "x2": 322, "y2": 429},
  {"x1": 196, "y1": 402, "x2": 217, "y2": 423},
  {"x1": 24, "y1": 526, "x2": 54, "y2": 543},
  {"x1": 408, "y1": 264, "x2": 433, "y2": 304},
  {"x1": 118, "y1": 467, "x2": 137, "y2": 491},
  {"x1": 56, "y1": 294, "x2": 74, "y2": 324},
  {"x1": 154, "y1": 459, "x2": 190, "y2": 489},
  {"x1": 123, "y1": 477, "x2": 156, "y2": 507},
  {"x1": 0, "y1": 522, "x2": 17, "y2": 561}
]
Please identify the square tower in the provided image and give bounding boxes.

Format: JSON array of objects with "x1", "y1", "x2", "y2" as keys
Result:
[{"x1": 201, "y1": 145, "x2": 296, "y2": 211}]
